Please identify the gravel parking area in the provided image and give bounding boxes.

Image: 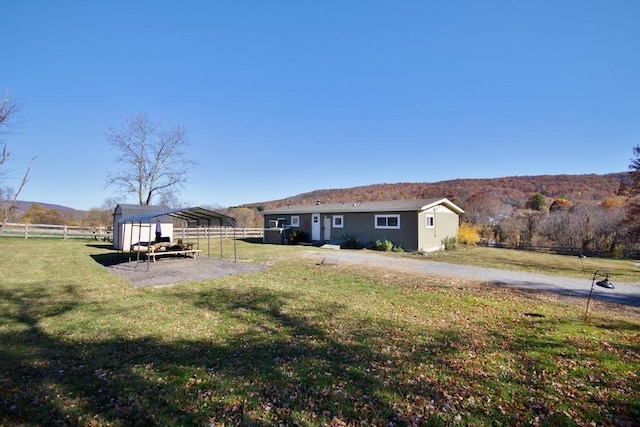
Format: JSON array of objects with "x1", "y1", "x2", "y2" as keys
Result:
[{"x1": 105, "y1": 257, "x2": 265, "y2": 287}]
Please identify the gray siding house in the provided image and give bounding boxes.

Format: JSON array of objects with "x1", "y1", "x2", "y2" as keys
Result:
[{"x1": 262, "y1": 198, "x2": 464, "y2": 252}]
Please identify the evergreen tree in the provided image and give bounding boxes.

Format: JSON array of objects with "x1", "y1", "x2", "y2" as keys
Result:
[{"x1": 525, "y1": 193, "x2": 546, "y2": 211}]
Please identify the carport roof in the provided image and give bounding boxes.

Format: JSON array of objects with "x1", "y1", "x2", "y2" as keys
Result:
[{"x1": 117, "y1": 206, "x2": 236, "y2": 227}]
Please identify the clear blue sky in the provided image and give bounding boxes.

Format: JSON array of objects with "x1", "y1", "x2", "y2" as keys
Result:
[{"x1": 2, "y1": 1, "x2": 639, "y2": 210}]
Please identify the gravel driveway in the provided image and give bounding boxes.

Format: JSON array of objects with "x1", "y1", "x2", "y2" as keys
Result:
[
  {"x1": 105, "y1": 247, "x2": 640, "y2": 309},
  {"x1": 305, "y1": 249, "x2": 640, "y2": 308}
]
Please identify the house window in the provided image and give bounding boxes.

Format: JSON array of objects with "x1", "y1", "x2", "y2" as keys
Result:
[
  {"x1": 425, "y1": 214, "x2": 435, "y2": 228},
  {"x1": 375, "y1": 214, "x2": 400, "y2": 229},
  {"x1": 291, "y1": 216, "x2": 300, "y2": 227},
  {"x1": 333, "y1": 215, "x2": 344, "y2": 228}
]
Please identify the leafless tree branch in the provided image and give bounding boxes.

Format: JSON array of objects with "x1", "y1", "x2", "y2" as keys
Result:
[
  {"x1": 0, "y1": 91, "x2": 38, "y2": 231},
  {"x1": 105, "y1": 113, "x2": 196, "y2": 206}
]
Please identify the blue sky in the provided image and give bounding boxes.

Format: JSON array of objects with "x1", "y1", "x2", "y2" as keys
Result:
[{"x1": 2, "y1": 1, "x2": 639, "y2": 210}]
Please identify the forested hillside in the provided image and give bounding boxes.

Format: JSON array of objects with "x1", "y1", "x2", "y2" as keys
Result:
[
  {"x1": 247, "y1": 172, "x2": 636, "y2": 254},
  {"x1": 250, "y1": 172, "x2": 628, "y2": 210}
]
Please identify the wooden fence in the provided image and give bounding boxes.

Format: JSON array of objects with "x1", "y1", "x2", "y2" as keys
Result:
[
  {"x1": 0, "y1": 223, "x2": 113, "y2": 240},
  {"x1": 0, "y1": 223, "x2": 264, "y2": 241},
  {"x1": 174, "y1": 227, "x2": 263, "y2": 240}
]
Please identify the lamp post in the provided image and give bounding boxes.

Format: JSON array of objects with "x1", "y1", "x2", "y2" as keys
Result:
[{"x1": 585, "y1": 269, "x2": 614, "y2": 321}]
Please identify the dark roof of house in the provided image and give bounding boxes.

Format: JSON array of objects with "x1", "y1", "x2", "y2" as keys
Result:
[
  {"x1": 116, "y1": 206, "x2": 236, "y2": 227},
  {"x1": 263, "y1": 198, "x2": 464, "y2": 215}
]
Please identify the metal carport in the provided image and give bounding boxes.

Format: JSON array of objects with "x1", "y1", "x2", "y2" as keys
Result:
[{"x1": 117, "y1": 206, "x2": 237, "y2": 269}]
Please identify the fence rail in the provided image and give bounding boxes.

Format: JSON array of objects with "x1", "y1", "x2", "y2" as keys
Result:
[
  {"x1": 0, "y1": 223, "x2": 113, "y2": 240},
  {"x1": 0, "y1": 223, "x2": 264, "y2": 241},
  {"x1": 174, "y1": 227, "x2": 263, "y2": 240}
]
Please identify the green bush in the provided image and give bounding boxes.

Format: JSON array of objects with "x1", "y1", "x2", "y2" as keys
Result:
[
  {"x1": 374, "y1": 239, "x2": 394, "y2": 252},
  {"x1": 442, "y1": 236, "x2": 457, "y2": 251}
]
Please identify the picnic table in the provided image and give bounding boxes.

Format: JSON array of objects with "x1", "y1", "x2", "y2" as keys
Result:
[{"x1": 132, "y1": 241, "x2": 202, "y2": 263}]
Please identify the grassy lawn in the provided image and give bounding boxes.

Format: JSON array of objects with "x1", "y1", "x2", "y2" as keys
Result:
[
  {"x1": 0, "y1": 238, "x2": 638, "y2": 426},
  {"x1": 420, "y1": 245, "x2": 640, "y2": 282}
]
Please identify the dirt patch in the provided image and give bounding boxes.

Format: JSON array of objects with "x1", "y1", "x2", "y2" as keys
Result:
[{"x1": 104, "y1": 257, "x2": 266, "y2": 287}]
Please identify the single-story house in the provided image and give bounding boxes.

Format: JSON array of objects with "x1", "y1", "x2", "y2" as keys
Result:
[
  {"x1": 262, "y1": 198, "x2": 464, "y2": 252},
  {"x1": 112, "y1": 204, "x2": 173, "y2": 250}
]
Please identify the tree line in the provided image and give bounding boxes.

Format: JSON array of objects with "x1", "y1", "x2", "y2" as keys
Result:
[
  {"x1": 8, "y1": 203, "x2": 264, "y2": 229},
  {"x1": 461, "y1": 191, "x2": 630, "y2": 255},
  {"x1": 456, "y1": 148, "x2": 640, "y2": 256}
]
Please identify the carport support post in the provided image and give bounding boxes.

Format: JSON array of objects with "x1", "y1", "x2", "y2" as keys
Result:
[
  {"x1": 127, "y1": 221, "x2": 134, "y2": 262},
  {"x1": 135, "y1": 221, "x2": 143, "y2": 262},
  {"x1": 146, "y1": 222, "x2": 153, "y2": 271},
  {"x1": 219, "y1": 224, "x2": 223, "y2": 259},
  {"x1": 206, "y1": 219, "x2": 211, "y2": 259},
  {"x1": 197, "y1": 225, "x2": 201, "y2": 256}
]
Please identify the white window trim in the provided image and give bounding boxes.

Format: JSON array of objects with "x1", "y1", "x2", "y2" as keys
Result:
[
  {"x1": 333, "y1": 215, "x2": 344, "y2": 228},
  {"x1": 291, "y1": 216, "x2": 300, "y2": 227},
  {"x1": 425, "y1": 214, "x2": 435, "y2": 228},
  {"x1": 374, "y1": 214, "x2": 400, "y2": 229}
]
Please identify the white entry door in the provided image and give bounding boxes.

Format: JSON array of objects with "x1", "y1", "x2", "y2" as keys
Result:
[
  {"x1": 324, "y1": 216, "x2": 331, "y2": 241},
  {"x1": 311, "y1": 213, "x2": 321, "y2": 241}
]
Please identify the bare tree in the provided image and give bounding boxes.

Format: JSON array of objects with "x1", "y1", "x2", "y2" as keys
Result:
[
  {"x1": 519, "y1": 209, "x2": 544, "y2": 247},
  {"x1": 592, "y1": 204, "x2": 625, "y2": 254},
  {"x1": 0, "y1": 92, "x2": 37, "y2": 230},
  {"x1": 542, "y1": 210, "x2": 569, "y2": 248},
  {"x1": 461, "y1": 190, "x2": 514, "y2": 242},
  {"x1": 0, "y1": 94, "x2": 21, "y2": 173},
  {"x1": 105, "y1": 113, "x2": 195, "y2": 205}
]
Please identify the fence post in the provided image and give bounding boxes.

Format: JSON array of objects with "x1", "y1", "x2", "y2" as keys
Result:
[
  {"x1": 25, "y1": 224, "x2": 29, "y2": 239},
  {"x1": 63, "y1": 225, "x2": 68, "y2": 240}
]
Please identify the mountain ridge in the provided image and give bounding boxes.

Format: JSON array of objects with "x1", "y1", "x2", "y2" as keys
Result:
[
  {"x1": 246, "y1": 172, "x2": 629, "y2": 210},
  {"x1": 13, "y1": 172, "x2": 631, "y2": 213}
]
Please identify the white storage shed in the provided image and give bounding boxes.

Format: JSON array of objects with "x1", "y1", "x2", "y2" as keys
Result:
[{"x1": 112, "y1": 204, "x2": 173, "y2": 250}]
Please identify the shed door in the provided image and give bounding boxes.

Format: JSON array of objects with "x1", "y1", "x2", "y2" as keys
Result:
[{"x1": 311, "y1": 213, "x2": 321, "y2": 241}]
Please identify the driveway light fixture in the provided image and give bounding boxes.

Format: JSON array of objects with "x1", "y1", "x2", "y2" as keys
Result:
[{"x1": 585, "y1": 269, "x2": 614, "y2": 321}]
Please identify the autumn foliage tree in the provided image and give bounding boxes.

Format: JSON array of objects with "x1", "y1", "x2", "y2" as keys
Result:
[
  {"x1": 457, "y1": 223, "x2": 480, "y2": 246},
  {"x1": 20, "y1": 204, "x2": 67, "y2": 225}
]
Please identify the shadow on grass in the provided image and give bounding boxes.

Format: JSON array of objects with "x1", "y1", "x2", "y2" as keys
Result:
[
  {"x1": 2, "y1": 285, "x2": 421, "y2": 425},
  {"x1": 1, "y1": 283, "x2": 639, "y2": 425},
  {"x1": 87, "y1": 243, "x2": 129, "y2": 267},
  {"x1": 237, "y1": 237, "x2": 263, "y2": 244}
]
